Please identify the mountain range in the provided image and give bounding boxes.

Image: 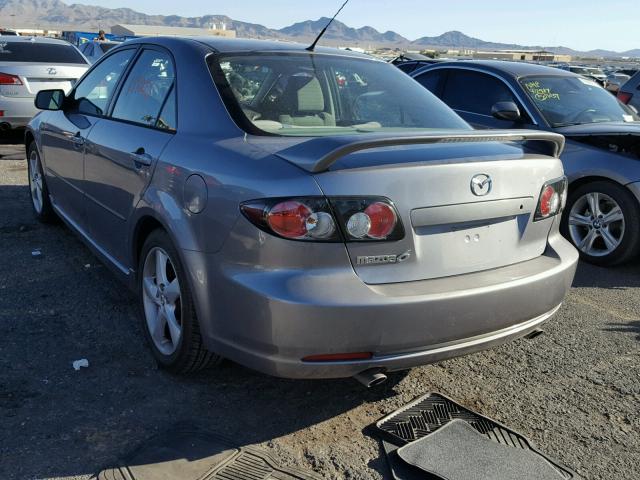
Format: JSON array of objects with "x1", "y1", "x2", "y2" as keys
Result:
[{"x1": 1, "y1": 0, "x2": 638, "y2": 58}]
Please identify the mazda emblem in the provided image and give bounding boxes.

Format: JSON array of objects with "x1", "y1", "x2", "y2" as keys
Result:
[{"x1": 470, "y1": 174, "x2": 492, "y2": 196}]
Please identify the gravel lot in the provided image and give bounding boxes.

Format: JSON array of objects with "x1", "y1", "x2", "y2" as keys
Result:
[{"x1": 1, "y1": 136, "x2": 639, "y2": 480}]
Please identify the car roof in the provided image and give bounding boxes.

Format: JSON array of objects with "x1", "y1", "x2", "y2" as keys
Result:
[
  {"x1": 123, "y1": 36, "x2": 378, "y2": 60},
  {"x1": 416, "y1": 60, "x2": 578, "y2": 80},
  {"x1": 0, "y1": 36, "x2": 73, "y2": 45}
]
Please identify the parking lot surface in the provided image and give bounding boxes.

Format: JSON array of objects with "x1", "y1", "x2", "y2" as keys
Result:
[{"x1": 1, "y1": 138, "x2": 639, "y2": 480}]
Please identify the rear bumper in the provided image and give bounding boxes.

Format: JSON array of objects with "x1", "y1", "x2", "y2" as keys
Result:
[
  {"x1": 0, "y1": 96, "x2": 37, "y2": 129},
  {"x1": 184, "y1": 230, "x2": 578, "y2": 379}
]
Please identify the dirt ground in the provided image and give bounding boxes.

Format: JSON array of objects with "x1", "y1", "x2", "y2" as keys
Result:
[{"x1": 1, "y1": 137, "x2": 639, "y2": 480}]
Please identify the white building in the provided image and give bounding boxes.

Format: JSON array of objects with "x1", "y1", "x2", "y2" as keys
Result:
[{"x1": 110, "y1": 24, "x2": 236, "y2": 38}]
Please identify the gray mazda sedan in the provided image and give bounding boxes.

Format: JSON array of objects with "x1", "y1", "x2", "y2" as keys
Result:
[{"x1": 26, "y1": 37, "x2": 578, "y2": 384}]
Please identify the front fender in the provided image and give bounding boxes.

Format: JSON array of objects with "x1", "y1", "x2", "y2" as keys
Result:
[{"x1": 561, "y1": 139, "x2": 640, "y2": 185}]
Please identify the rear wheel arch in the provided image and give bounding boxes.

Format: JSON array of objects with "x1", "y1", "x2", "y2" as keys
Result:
[
  {"x1": 24, "y1": 130, "x2": 36, "y2": 157},
  {"x1": 132, "y1": 215, "x2": 166, "y2": 271}
]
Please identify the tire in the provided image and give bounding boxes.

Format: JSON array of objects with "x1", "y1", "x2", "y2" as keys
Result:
[
  {"x1": 27, "y1": 141, "x2": 56, "y2": 223},
  {"x1": 138, "y1": 229, "x2": 222, "y2": 373},
  {"x1": 561, "y1": 180, "x2": 640, "y2": 266}
]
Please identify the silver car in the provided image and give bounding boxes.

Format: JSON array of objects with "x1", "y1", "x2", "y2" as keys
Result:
[
  {"x1": 0, "y1": 36, "x2": 88, "y2": 132},
  {"x1": 25, "y1": 37, "x2": 578, "y2": 384}
]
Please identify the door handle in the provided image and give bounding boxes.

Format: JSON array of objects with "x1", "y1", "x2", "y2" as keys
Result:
[
  {"x1": 64, "y1": 131, "x2": 85, "y2": 146},
  {"x1": 130, "y1": 148, "x2": 153, "y2": 167}
]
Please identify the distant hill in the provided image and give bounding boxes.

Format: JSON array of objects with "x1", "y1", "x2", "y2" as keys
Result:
[{"x1": 0, "y1": 0, "x2": 637, "y2": 58}]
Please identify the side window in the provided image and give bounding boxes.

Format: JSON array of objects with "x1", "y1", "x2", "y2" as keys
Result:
[
  {"x1": 111, "y1": 49, "x2": 175, "y2": 128},
  {"x1": 72, "y1": 49, "x2": 135, "y2": 116},
  {"x1": 414, "y1": 70, "x2": 445, "y2": 96},
  {"x1": 442, "y1": 70, "x2": 516, "y2": 116},
  {"x1": 156, "y1": 86, "x2": 176, "y2": 131}
]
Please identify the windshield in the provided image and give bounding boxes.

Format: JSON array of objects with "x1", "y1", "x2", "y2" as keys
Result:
[
  {"x1": 521, "y1": 75, "x2": 640, "y2": 127},
  {"x1": 211, "y1": 53, "x2": 469, "y2": 136},
  {"x1": 0, "y1": 41, "x2": 87, "y2": 64}
]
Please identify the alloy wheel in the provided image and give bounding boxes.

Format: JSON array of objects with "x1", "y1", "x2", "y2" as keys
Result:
[
  {"x1": 29, "y1": 150, "x2": 44, "y2": 214},
  {"x1": 141, "y1": 247, "x2": 183, "y2": 355},
  {"x1": 568, "y1": 192, "x2": 625, "y2": 257}
]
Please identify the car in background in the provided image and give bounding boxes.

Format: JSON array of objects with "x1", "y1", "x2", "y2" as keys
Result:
[
  {"x1": 605, "y1": 72, "x2": 630, "y2": 93},
  {"x1": 412, "y1": 61, "x2": 640, "y2": 266},
  {"x1": 618, "y1": 71, "x2": 640, "y2": 113},
  {"x1": 78, "y1": 41, "x2": 119, "y2": 64},
  {"x1": 559, "y1": 65, "x2": 607, "y2": 85},
  {"x1": 25, "y1": 37, "x2": 577, "y2": 382},
  {"x1": 391, "y1": 52, "x2": 444, "y2": 74},
  {"x1": 0, "y1": 37, "x2": 89, "y2": 132},
  {"x1": 616, "y1": 68, "x2": 638, "y2": 78},
  {"x1": 0, "y1": 29, "x2": 19, "y2": 36}
]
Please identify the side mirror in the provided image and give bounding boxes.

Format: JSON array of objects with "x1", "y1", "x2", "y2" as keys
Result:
[
  {"x1": 35, "y1": 89, "x2": 66, "y2": 111},
  {"x1": 491, "y1": 101, "x2": 521, "y2": 122}
]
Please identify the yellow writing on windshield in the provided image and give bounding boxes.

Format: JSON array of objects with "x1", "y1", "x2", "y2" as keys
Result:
[{"x1": 524, "y1": 81, "x2": 560, "y2": 101}]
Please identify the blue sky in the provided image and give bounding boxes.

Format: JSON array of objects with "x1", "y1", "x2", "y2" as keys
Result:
[{"x1": 72, "y1": 0, "x2": 638, "y2": 52}]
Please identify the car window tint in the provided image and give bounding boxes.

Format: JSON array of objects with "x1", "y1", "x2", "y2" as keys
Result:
[
  {"x1": 72, "y1": 49, "x2": 135, "y2": 116},
  {"x1": 414, "y1": 70, "x2": 445, "y2": 94},
  {"x1": 156, "y1": 85, "x2": 176, "y2": 131},
  {"x1": 442, "y1": 70, "x2": 516, "y2": 116},
  {"x1": 213, "y1": 54, "x2": 469, "y2": 136},
  {"x1": 0, "y1": 42, "x2": 87, "y2": 64},
  {"x1": 112, "y1": 49, "x2": 175, "y2": 128}
]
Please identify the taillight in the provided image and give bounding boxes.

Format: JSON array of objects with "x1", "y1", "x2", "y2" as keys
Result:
[
  {"x1": 617, "y1": 91, "x2": 633, "y2": 104},
  {"x1": 240, "y1": 196, "x2": 404, "y2": 242},
  {"x1": 241, "y1": 198, "x2": 340, "y2": 241},
  {"x1": 534, "y1": 177, "x2": 567, "y2": 221},
  {"x1": 0, "y1": 72, "x2": 22, "y2": 85}
]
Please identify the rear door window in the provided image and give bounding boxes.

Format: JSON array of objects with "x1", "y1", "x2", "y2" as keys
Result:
[
  {"x1": 111, "y1": 49, "x2": 176, "y2": 129},
  {"x1": 71, "y1": 49, "x2": 135, "y2": 116},
  {"x1": 414, "y1": 69, "x2": 446, "y2": 96},
  {"x1": 0, "y1": 42, "x2": 87, "y2": 64},
  {"x1": 442, "y1": 70, "x2": 517, "y2": 116}
]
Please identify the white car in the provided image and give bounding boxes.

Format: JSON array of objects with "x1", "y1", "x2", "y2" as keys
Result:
[{"x1": 0, "y1": 36, "x2": 88, "y2": 132}]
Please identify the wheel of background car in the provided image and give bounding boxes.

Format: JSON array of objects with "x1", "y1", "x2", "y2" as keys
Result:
[
  {"x1": 561, "y1": 181, "x2": 640, "y2": 266},
  {"x1": 27, "y1": 142, "x2": 56, "y2": 223},
  {"x1": 138, "y1": 229, "x2": 222, "y2": 373}
]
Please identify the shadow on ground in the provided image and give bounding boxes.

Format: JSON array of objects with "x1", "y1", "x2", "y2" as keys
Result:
[
  {"x1": 0, "y1": 180, "x2": 406, "y2": 479},
  {"x1": 572, "y1": 259, "x2": 640, "y2": 289}
]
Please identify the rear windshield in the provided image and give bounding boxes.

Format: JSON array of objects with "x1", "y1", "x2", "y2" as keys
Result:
[
  {"x1": 0, "y1": 41, "x2": 87, "y2": 64},
  {"x1": 210, "y1": 53, "x2": 469, "y2": 136}
]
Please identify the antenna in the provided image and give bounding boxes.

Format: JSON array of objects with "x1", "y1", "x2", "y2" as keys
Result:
[{"x1": 306, "y1": 0, "x2": 350, "y2": 52}]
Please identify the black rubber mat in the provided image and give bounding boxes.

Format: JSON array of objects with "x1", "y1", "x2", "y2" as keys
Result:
[
  {"x1": 95, "y1": 427, "x2": 322, "y2": 480},
  {"x1": 375, "y1": 392, "x2": 580, "y2": 480},
  {"x1": 398, "y1": 419, "x2": 564, "y2": 480}
]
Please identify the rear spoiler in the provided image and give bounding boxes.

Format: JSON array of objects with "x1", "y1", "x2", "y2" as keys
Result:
[{"x1": 273, "y1": 130, "x2": 565, "y2": 173}]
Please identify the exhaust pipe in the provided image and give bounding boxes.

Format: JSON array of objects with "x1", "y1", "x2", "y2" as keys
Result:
[
  {"x1": 525, "y1": 328, "x2": 545, "y2": 340},
  {"x1": 353, "y1": 369, "x2": 387, "y2": 388}
]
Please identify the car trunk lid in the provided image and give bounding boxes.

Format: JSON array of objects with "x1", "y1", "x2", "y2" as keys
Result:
[
  {"x1": 250, "y1": 130, "x2": 565, "y2": 284},
  {"x1": 0, "y1": 63, "x2": 87, "y2": 97}
]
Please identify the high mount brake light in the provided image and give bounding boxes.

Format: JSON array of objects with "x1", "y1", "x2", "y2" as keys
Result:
[
  {"x1": 0, "y1": 73, "x2": 22, "y2": 85},
  {"x1": 534, "y1": 177, "x2": 567, "y2": 221},
  {"x1": 240, "y1": 197, "x2": 404, "y2": 242}
]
